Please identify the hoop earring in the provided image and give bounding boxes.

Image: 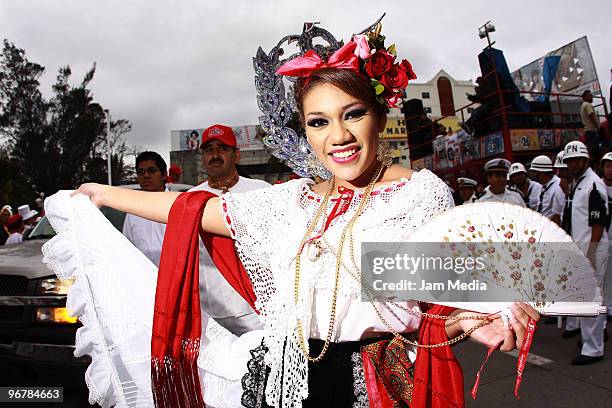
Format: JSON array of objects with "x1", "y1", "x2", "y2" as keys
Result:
[{"x1": 377, "y1": 140, "x2": 393, "y2": 167}]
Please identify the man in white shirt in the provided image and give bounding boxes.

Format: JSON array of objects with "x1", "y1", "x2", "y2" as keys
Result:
[
  {"x1": 478, "y1": 158, "x2": 526, "y2": 206},
  {"x1": 456, "y1": 177, "x2": 479, "y2": 204},
  {"x1": 561, "y1": 141, "x2": 608, "y2": 365},
  {"x1": 190, "y1": 124, "x2": 270, "y2": 336},
  {"x1": 530, "y1": 155, "x2": 564, "y2": 225},
  {"x1": 601, "y1": 152, "x2": 612, "y2": 321},
  {"x1": 509, "y1": 162, "x2": 542, "y2": 210},
  {"x1": 122, "y1": 151, "x2": 169, "y2": 267}
]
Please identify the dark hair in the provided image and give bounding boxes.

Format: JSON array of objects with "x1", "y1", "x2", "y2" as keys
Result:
[
  {"x1": 582, "y1": 90, "x2": 592, "y2": 98},
  {"x1": 293, "y1": 68, "x2": 388, "y2": 123},
  {"x1": 136, "y1": 151, "x2": 167, "y2": 175}
]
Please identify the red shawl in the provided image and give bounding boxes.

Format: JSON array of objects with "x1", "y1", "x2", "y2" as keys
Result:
[
  {"x1": 151, "y1": 192, "x2": 255, "y2": 407},
  {"x1": 150, "y1": 192, "x2": 464, "y2": 408}
]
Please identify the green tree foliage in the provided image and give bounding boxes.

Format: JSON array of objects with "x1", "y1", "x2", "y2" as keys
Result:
[{"x1": 0, "y1": 40, "x2": 135, "y2": 206}]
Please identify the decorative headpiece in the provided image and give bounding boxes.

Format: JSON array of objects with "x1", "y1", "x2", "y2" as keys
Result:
[{"x1": 253, "y1": 15, "x2": 416, "y2": 178}]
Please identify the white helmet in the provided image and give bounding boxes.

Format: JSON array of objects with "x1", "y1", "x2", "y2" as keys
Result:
[
  {"x1": 508, "y1": 162, "x2": 527, "y2": 176},
  {"x1": 601, "y1": 152, "x2": 612, "y2": 164},
  {"x1": 530, "y1": 155, "x2": 553, "y2": 172},
  {"x1": 563, "y1": 141, "x2": 589, "y2": 160},
  {"x1": 553, "y1": 151, "x2": 567, "y2": 168}
]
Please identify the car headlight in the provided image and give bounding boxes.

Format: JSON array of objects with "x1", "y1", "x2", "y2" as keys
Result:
[
  {"x1": 36, "y1": 277, "x2": 75, "y2": 295},
  {"x1": 36, "y1": 307, "x2": 78, "y2": 324}
]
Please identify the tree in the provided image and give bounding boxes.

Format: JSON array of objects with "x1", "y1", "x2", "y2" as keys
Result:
[{"x1": 0, "y1": 39, "x2": 135, "y2": 204}]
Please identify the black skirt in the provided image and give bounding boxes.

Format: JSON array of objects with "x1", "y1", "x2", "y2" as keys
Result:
[{"x1": 241, "y1": 336, "x2": 392, "y2": 408}]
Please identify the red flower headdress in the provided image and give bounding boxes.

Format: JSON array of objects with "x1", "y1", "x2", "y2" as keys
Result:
[{"x1": 277, "y1": 23, "x2": 416, "y2": 108}]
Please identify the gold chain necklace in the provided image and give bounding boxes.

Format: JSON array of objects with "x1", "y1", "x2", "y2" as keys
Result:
[
  {"x1": 294, "y1": 160, "x2": 388, "y2": 362},
  {"x1": 320, "y1": 235, "x2": 492, "y2": 348},
  {"x1": 208, "y1": 172, "x2": 239, "y2": 193}
]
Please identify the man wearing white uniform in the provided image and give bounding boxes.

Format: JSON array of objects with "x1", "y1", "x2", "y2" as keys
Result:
[
  {"x1": 600, "y1": 152, "x2": 612, "y2": 321},
  {"x1": 509, "y1": 162, "x2": 542, "y2": 210},
  {"x1": 478, "y1": 158, "x2": 526, "y2": 206},
  {"x1": 552, "y1": 151, "x2": 570, "y2": 225},
  {"x1": 561, "y1": 141, "x2": 608, "y2": 365},
  {"x1": 456, "y1": 177, "x2": 479, "y2": 204},
  {"x1": 530, "y1": 155, "x2": 564, "y2": 225},
  {"x1": 190, "y1": 124, "x2": 270, "y2": 335},
  {"x1": 122, "y1": 151, "x2": 169, "y2": 267}
]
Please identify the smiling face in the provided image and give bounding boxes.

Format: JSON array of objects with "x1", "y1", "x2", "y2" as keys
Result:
[{"x1": 302, "y1": 83, "x2": 386, "y2": 185}]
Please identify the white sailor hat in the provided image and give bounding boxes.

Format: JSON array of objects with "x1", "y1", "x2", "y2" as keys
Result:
[
  {"x1": 508, "y1": 162, "x2": 528, "y2": 176},
  {"x1": 457, "y1": 177, "x2": 478, "y2": 187},
  {"x1": 553, "y1": 151, "x2": 567, "y2": 169},
  {"x1": 563, "y1": 141, "x2": 589, "y2": 160},
  {"x1": 484, "y1": 158, "x2": 511, "y2": 173},
  {"x1": 601, "y1": 152, "x2": 612, "y2": 164},
  {"x1": 530, "y1": 155, "x2": 553, "y2": 172}
]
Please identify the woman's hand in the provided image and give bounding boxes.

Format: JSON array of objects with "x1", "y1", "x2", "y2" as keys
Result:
[
  {"x1": 450, "y1": 303, "x2": 540, "y2": 351},
  {"x1": 71, "y1": 183, "x2": 110, "y2": 208}
]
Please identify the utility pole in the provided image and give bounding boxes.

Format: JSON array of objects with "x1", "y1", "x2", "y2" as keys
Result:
[{"x1": 104, "y1": 109, "x2": 112, "y2": 185}]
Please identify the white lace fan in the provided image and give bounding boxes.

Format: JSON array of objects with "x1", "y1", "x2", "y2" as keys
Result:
[{"x1": 405, "y1": 202, "x2": 605, "y2": 316}]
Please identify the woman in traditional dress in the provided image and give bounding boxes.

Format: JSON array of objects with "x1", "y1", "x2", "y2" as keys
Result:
[{"x1": 44, "y1": 26, "x2": 539, "y2": 408}]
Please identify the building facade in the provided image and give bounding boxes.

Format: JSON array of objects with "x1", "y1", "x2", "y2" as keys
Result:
[{"x1": 402, "y1": 69, "x2": 476, "y2": 129}]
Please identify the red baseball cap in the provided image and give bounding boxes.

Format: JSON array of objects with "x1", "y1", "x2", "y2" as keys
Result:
[{"x1": 201, "y1": 124, "x2": 237, "y2": 148}]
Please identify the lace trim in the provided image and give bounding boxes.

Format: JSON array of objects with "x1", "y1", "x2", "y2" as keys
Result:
[
  {"x1": 300, "y1": 177, "x2": 411, "y2": 203},
  {"x1": 241, "y1": 342, "x2": 269, "y2": 408},
  {"x1": 351, "y1": 352, "x2": 370, "y2": 408}
]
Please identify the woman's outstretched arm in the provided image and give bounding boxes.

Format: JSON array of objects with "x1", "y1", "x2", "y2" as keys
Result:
[{"x1": 73, "y1": 183, "x2": 230, "y2": 237}]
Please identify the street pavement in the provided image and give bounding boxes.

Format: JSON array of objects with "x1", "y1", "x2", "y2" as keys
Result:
[{"x1": 456, "y1": 319, "x2": 612, "y2": 407}]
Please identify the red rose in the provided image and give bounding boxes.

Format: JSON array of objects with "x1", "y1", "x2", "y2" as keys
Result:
[
  {"x1": 365, "y1": 50, "x2": 395, "y2": 78},
  {"x1": 380, "y1": 63, "x2": 409, "y2": 90},
  {"x1": 400, "y1": 59, "x2": 417, "y2": 80}
]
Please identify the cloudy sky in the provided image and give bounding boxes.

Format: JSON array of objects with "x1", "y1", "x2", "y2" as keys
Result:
[{"x1": 2, "y1": 0, "x2": 611, "y2": 165}]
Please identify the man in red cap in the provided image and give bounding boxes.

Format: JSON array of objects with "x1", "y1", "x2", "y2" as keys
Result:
[
  {"x1": 5, "y1": 214, "x2": 25, "y2": 245},
  {"x1": 197, "y1": 124, "x2": 265, "y2": 193},
  {"x1": 189, "y1": 124, "x2": 269, "y2": 335}
]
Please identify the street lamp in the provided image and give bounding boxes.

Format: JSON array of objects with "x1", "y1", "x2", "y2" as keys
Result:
[
  {"x1": 478, "y1": 21, "x2": 496, "y2": 48},
  {"x1": 104, "y1": 109, "x2": 112, "y2": 185}
]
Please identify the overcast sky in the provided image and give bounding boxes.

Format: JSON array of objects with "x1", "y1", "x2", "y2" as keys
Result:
[{"x1": 2, "y1": 0, "x2": 611, "y2": 165}]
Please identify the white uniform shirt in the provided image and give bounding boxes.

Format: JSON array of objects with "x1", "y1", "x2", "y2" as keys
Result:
[
  {"x1": 189, "y1": 176, "x2": 270, "y2": 333},
  {"x1": 4, "y1": 232, "x2": 23, "y2": 245},
  {"x1": 478, "y1": 186, "x2": 526, "y2": 207},
  {"x1": 552, "y1": 181, "x2": 567, "y2": 220},
  {"x1": 538, "y1": 175, "x2": 564, "y2": 218},
  {"x1": 564, "y1": 167, "x2": 608, "y2": 244},
  {"x1": 517, "y1": 179, "x2": 542, "y2": 210},
  {"x1": 122, "y1": 187, "x2": 169, "y2": 267}
]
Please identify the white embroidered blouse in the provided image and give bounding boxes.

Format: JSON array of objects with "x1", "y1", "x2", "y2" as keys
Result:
[{"x1": 220, "y1": 168, "x2": 454, "y2": 408}]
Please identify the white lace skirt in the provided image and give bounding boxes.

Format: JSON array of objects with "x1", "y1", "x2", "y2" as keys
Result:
[{"x1": 42, "y1": 191, "x2": 263, "y2": 408}]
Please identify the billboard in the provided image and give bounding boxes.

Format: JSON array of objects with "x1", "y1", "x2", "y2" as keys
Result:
[
  {"x1": 511, "y1": 36, "x2": 601, "y2": 101},
  {"x1": 171, "y1": 125, "x2": 266, "y2": 152}
]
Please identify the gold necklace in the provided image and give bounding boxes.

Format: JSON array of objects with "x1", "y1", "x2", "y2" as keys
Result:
[
  {"x1": 208, "y1": 172, "x2": 239, "y2": 193},
  {"x1": 294, "y1": 160, "x2": 388, "y2": 362},
  {"x1": 320, "y1": 235, "x2": 492, "y2": 349}
]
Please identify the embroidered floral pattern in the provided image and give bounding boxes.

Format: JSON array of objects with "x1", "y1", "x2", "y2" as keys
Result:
[{"x1": 351, "y1": 352, "x2": 370, "y2": 408}]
